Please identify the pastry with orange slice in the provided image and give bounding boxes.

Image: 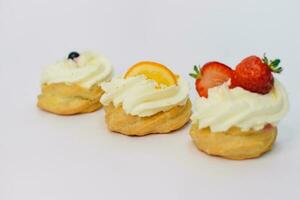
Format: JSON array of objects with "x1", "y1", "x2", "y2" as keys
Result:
[{"x1": 100, "y1": 61, "x2": 191, "y2": 136}]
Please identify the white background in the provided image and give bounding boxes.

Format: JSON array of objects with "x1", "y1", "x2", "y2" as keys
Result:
[{"x1": 1, "y1": 0, "x2": 300, "y2": 199}]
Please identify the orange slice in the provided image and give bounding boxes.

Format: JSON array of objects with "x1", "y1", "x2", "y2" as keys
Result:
[{"x1": 124, "y1": 61, "x2": 177, "y2": 86}]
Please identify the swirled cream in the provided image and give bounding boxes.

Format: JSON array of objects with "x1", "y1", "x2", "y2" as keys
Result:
[
  {"x1": 191, "y1": 79, "x2": 289, "y2": 132},
  {"x1": 41, "y1": 52, "x2": 113, "y2": 88},
  {"x1": 100, "y1": 75, "x2": 189, "y2": 117}
]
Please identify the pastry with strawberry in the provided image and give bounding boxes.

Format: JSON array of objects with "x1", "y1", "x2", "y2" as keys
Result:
[
  {"x1": 100, "y1": 61, "x2": 191, "y2": 136},
  {"x1": 189, "y1": 54, "x2": 289, "y2": 160}
]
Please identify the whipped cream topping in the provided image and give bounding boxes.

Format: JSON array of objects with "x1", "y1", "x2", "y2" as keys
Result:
[
  {"x1": 41, "y1": 52, "x2": 113, "y2": 88},
  {"x1": 100, "y1": 75, "x2": 189, "y2": 117},
  {"x1": 191, "y1": 79, "x2": 289, "y2": 132}
]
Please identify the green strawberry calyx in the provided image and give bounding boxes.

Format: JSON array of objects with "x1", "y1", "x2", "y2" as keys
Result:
[
  {"x1": 262, "y1": 53, "x2": 283, "y2": 73},
  {"x1": 189, "y1": 65, "x2": 201, "y2": 79}
]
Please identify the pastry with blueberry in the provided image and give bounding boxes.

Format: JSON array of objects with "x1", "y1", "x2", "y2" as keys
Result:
[
  {"x1": 100, "y1": 61, "x2": 191, "y2": 136},
  {"x1": 189, "y1": 54, "x2": 289, "y2": 159},
  {"x1": 37, "y1": 51, "x2": 113, "y2": 115}
]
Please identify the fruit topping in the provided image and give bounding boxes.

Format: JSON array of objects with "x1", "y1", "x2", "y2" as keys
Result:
[
  {"x1": 189, "y1": 62, "x2": 234, "y2": 97},
  {"x1": 125, "y1": 61, "x2": 177, "y2": 86},
  {"x1": 231, "y1": 54, "x2": 282, "y2": 94},
  {"x1": 68, "y1": 51, "x2": 80, "y2": 60}
]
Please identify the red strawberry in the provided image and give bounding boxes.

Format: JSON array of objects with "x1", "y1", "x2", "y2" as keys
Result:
[
  {"x1": 231, "y1": 54, "x2": 282, "y2": 94},
  {"x1": 189, "y1": 62, "x2": 234, "y2": 97}
]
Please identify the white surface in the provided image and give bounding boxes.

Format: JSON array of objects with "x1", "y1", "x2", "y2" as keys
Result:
[{"x1": 1, "y1": 0, "x2": 300, "y2": 199}]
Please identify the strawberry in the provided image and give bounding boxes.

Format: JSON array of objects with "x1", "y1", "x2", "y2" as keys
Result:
[
  {"x1": 189, "y1": 62, "x2": 234, "y2": 97},
  {"x1": 231, "y1": 54, "x2": 282, "y2": 94}
]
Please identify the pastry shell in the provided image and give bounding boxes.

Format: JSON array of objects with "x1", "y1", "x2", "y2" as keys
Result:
[
  {"x1": 104, "y1": 99, "x2": 192, "y2": 136},
  {"x1": 37, "y1": 83, "x2": 103, "y2": 115},
  {"x1": 190, "y1": 124, "x2": 277, "y2": 160}
]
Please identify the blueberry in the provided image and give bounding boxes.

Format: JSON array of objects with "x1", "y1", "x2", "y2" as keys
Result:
[{"x1": 68, "y1": 51, "x2": 80, "y2": 60}]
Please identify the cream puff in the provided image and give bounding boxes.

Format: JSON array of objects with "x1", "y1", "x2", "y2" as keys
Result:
[
  {"x1": 189, "y1": 55, "x2": 289, "y2": 159},
  {"x1": 100, "y1": 61, "x2": 191, "y2": 136},
  {"x1": 37, "y1": 51, "x2": 113, "y2": 115}
]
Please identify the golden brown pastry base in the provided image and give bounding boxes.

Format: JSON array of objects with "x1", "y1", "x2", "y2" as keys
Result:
[
  {"x1": 104, "y1": 99, "x2": 192, "y2": 136},
  {"x1": 37, "y1": 83, "x2": 104, "y2": 115},
  {"x1": 190, "y1": 124, "x2": 277, "y2": 160}
]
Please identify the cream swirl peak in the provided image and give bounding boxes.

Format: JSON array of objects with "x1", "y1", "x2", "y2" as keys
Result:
[
  {"x1": 41, "y1": 51, "x2": 113, "y2": 88},
  {"x1": 191, "y1": 79, "x2": 289, "y2": 132},
  {"x1": 100, "y1": 75, "x2": 189, "y2": 117}
]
